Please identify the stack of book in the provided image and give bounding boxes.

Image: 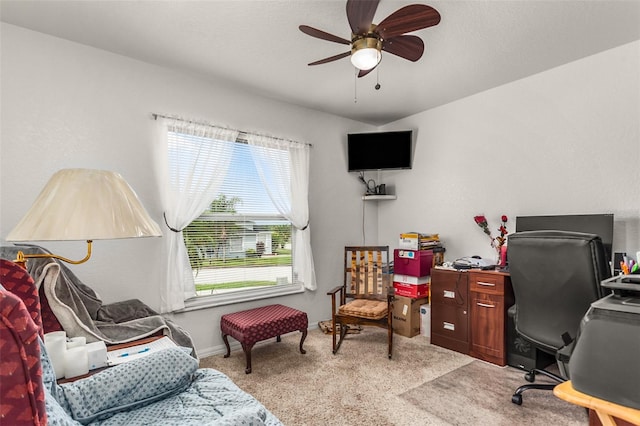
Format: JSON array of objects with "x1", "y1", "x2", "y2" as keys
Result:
[{"x1": 398, "y1": 232, "x2": 442, "y2": 251}]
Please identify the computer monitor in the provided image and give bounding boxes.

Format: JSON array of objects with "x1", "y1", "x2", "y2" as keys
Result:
[{"x1": 515, "y1": 214, "x2": 614, "y2": 264}]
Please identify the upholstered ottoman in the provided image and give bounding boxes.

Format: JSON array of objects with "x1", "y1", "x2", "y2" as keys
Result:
[{"x1": 221, "y1": 304, "x2": 308, "y2": 374}]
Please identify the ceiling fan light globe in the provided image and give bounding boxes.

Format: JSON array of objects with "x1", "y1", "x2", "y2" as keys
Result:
[
  {"x1": 351, "y1": 37, "x2": 382, "y2": 70},
  {"x1": 351, "y1": 47, "x2": 381, "y2": 70}
]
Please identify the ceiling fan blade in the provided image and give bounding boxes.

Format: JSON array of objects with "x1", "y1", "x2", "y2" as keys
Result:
[
  {"x1": 376, "y1": 4, "x2": 441, "y2": 40},
  {"x1": 299, "y1": 25, "x2": 350, "y2": 45},
  {"x1": 382, "y1": 35, "x2": 424, "y2": 62},
  {"x1": 357, "y1": 66, "x2": 376, "y2": 78},
  {"x1": 346, "y1": 0, "x2": 380, "y2": 35},
  {"x1": 308, "y1": 51, "x2": 351, "y2": 66}
]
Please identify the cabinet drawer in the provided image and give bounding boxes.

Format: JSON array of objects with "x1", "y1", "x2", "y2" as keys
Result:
[
  {"x1": 431, "y1": 303, "x2": 468, "y2": 343},
  {"x1": 469, "y1": 272, "x2": 505, "y2": 295},
  {"x1": 431, "y1": 269, "x2": 468, "y2": 306}
]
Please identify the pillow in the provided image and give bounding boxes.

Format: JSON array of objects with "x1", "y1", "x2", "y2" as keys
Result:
[{"x1": 58, "y1": 347, "x2": 197, "y2": 424}]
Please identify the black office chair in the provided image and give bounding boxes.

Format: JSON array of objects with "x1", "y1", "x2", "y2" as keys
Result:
[{"x1": 507, "y1": 231, "x2": 611, "y2": 405}]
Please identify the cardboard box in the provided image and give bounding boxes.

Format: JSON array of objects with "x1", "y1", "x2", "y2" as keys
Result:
[
  {"x1": 393, "y1": 274, "x2": 430, "y2": 285},
  {"x1": 394, "y1": 249, "x2": 434, "y2": 277},
  {"x1": 420, "y1": 304, "x2": 431, "y2": 338},
  {"x1": 392, "y1": 295, "x2": 429, "y2": 338},
  {"x1": 393, "y1": 282, "x2": 429, "y2": 298}
]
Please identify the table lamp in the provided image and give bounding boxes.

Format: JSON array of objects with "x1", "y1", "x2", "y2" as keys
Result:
[{"x1": 6, "y1": 168, "x2": 162, "y2": 268}]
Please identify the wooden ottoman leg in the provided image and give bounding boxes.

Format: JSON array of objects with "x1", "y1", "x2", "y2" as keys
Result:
[
  {"x1": 299, "y1": 329, "x2": 307, "y2": 354},
  {"x1": 241, "y1": 342, "x2": 254, "y2": 374},
  {"x1": 222, "y1": 334, "x2": 231, "y2": 358}
]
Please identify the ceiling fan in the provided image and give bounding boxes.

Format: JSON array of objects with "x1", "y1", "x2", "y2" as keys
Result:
[{"x1": 299, "y1": 0, "x2": 441, "y2": 78}]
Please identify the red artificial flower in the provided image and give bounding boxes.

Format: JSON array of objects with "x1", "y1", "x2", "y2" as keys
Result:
[
  {"x1": 474, "y1": 215, "x2": 487, "y2": 226},
  {"x1": 474, "y1": 214, "x2": 509, "y2": 251}
]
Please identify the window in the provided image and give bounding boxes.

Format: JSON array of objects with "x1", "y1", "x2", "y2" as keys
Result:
[
  {"x1": 179, "y1": 141, "x2": 294, "y2": 297},
  {"x1": 161, "y1": 118, "x2": 314, "y2": 313}
]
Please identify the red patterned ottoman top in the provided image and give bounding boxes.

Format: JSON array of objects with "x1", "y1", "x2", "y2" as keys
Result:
[{"x1": 221, "y1": 304, "x2": 308, "y2": 347}]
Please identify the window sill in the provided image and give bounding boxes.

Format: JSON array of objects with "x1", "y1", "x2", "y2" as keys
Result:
[{"x1": 176, "y1": 283, "x2": 305, "y2": 313}]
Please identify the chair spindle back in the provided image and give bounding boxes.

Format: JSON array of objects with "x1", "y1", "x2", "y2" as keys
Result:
[{"x1": 344, "y1": 246, "x2": 390, "y2": 299}]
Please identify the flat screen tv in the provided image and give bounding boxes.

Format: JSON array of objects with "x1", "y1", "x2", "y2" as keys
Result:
[
  {"x1": 515, "y1": 214, "x2": 614, "y2": 262},
  {"x1": 347, "y1": 130, "x2": 412, "y2": 171}
]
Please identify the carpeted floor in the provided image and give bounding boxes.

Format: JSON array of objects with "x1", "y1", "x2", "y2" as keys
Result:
[
  {"x1": 199, "y1": 327, "x2": 588, "y2": 425},
  {"x1": 400, "y1": 359, "x2": 586, "y2": 425}
]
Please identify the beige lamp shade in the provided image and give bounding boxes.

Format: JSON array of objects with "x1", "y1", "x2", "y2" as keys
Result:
[{"x1": 6, "y1": 168, "x2": 162, "y2": 241}]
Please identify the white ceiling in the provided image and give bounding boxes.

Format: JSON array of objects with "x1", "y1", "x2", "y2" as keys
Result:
[{"x1": 2, "y1": 0, "x2": 639, "y2": 125}]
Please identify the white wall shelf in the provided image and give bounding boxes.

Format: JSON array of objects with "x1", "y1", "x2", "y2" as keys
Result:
[{"x1": 362, "y1": 194, "x2": 397, "y2": 201}]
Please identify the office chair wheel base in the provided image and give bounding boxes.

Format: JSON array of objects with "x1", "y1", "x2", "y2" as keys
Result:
[
  {"x1": 525, "y1": 372, "x2": 535, "y2": 382},
  {"x1": 511, "y1": 394, "x2": 523, "y2": 405}
]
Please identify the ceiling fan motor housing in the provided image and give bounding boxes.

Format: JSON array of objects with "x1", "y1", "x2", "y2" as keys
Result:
[{"x1": 351, "y1": 35, "x2": 382, "y2": 52}]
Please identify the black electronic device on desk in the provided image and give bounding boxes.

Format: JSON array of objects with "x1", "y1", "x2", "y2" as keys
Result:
[
  {"x1": 569, "y1": 274, "x2": 640, "y2": 410},
  {"x1": 452, "y1": 256, "x2": 495, "y2": 270}
]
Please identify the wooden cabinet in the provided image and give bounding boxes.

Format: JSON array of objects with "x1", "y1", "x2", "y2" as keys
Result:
[
  {"x1": 469, "y1": 271, "x2": 513, "y2": 366},
  {"x1": 430, "y1": 268, "x2": 513, "y2": 366},
  {"x1": 430, "y1": 269, "x2": 469, "y2": 355}
]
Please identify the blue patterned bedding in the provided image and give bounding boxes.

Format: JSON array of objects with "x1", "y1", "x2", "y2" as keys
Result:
[{"x1": 42, "y1": 346, "x2": 282, "y2": 426}]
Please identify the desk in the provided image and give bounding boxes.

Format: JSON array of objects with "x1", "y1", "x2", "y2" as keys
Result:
[
  {"x1": 554, "y1": 381, "x2": 640, "y2": 426},
  {"x1": 430, "y1": 268, "x2": 513, "y2": 365}
]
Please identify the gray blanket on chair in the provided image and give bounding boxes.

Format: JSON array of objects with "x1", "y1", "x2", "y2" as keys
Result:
[{"x1": 0, "y1": 245, "x2": 197, "y2": 358}]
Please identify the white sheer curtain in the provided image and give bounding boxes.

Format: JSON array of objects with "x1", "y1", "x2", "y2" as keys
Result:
[
  {"x1": 159, "y1": 118, "x2": 239, "y2": 312},
  {"x1": 246, "y1": 134, "x2": 316, "y2": 290}
]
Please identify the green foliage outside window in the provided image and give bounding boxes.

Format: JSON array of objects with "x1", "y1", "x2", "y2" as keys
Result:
[{"x1": 183, "y1": 194, "x2": 291, "y2": 276}]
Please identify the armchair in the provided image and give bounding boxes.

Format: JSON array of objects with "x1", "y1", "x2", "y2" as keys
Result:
[
  {"x1": 507, "y1": 231, "x2": 611, "y2": 405},
  {"x1": 0, "y1": 259, "x2": 283, "y2": 426}
]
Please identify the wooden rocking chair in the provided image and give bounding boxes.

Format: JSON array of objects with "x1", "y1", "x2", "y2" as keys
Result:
[{"x1": 327, "y1": 246, "x2": 394, "y2": 359}]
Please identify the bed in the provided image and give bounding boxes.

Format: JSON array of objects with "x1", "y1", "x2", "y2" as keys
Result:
[{"x1": 0, "y1": 257, "x2": 282, "y2": 426}]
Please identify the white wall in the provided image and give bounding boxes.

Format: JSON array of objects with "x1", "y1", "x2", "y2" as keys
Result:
[
  {"x1": 2, "y1": 23, "x2": 638, "y2": 356},
  {"x1": 0, "y1": 23, "x2": 376, "y2": 355},
  {"x1": 378, "y1": 41, "x2": 640, "y2": 262}
]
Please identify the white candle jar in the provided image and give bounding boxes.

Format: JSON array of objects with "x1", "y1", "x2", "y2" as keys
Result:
[
  {"x1": 44, "y1": 331, "x2": 67, "y2": 379},
  {"x1": 64, "y1": 346, "x2": 89, "y2": 379}
]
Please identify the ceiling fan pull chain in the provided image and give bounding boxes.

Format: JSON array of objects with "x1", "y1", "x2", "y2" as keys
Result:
[{"x1": 354, "y1": 68, "x2": 358, "y2": 103}]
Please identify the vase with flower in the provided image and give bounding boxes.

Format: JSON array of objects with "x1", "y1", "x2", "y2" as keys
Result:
[{"x1": 473, "y1": 214, "x2": 509, "y2": 266}]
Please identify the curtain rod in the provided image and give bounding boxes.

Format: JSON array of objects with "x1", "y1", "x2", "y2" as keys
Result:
[{"x1": 151, "y1": 113, "x2": 312, "y2": 147}]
